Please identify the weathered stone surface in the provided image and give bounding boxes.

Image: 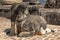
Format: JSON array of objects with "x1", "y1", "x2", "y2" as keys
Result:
[
  {"x1": 38, "y1": 8, "x2": 60, "y2": 25},
  {"x1": 41, "y1": 12, "x2": 60, "y2": 25},
  {"x1": 28, "y1": 6, "x2": 40, "y2": 15},
  {"x1": 2, "y1": 0, "x2": 22, "y2": 4},
  {"x1": 23, "y1": 0, "x2": 38, "y2": 2},
  {"x1": 44, "y1": 0, "x2": 60, "y2": 8}
]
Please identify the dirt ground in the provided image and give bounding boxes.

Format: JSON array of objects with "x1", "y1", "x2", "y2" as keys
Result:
[{"x1": 0, "y1": 17, "x2": 60, "y2": 40}]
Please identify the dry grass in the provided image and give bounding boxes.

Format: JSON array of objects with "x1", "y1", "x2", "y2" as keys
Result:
[{"x1": 0, "y1": 17, "x2": 60, "y2": 40}]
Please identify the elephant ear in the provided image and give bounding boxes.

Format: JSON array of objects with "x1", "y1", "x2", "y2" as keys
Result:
[{"x1": 14, "y1": 3, "x2": 28, "y2": 14}]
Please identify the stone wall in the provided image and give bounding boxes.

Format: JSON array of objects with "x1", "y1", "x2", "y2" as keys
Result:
[
  {"x1": 0, "y1": 11, "x2": 12, "y2": 19},
  {"x1": 44, "y1": 0, "x2": 60, "y2": 8},
  {"x1": 40, "y1": 8, "x2": 60, "y2": 25},
  {"x1": 2, "y1": 0, "x2": 22, "y2": 4},
  {"x1": 23, "y1": 0, "x2": 38, "y2": 2}
]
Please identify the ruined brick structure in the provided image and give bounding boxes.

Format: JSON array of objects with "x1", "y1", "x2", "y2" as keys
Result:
[
  {"x1": 43, "y1": 0, "x2": 60, "y2": 25},
  {"x1": 44, "y1": 0, "x2": 60, "y2": 8}
]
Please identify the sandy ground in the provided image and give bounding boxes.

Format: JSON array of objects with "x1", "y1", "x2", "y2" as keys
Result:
[{"x1": 0, "y1": 17, "x2": 60, "y2": 40}]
